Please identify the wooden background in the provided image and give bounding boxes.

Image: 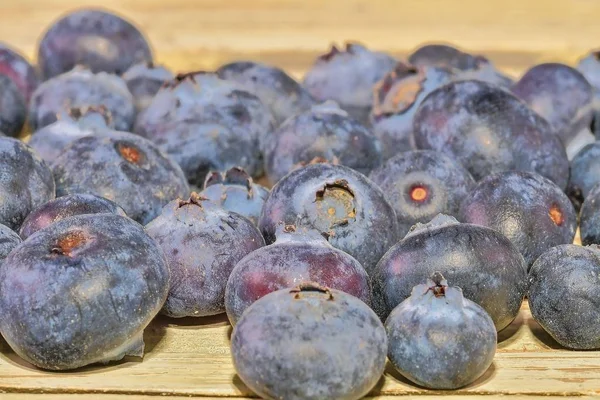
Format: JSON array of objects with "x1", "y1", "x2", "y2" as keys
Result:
[{"x1": 1, "y1": 1, "x2": 600, "y2": 399}]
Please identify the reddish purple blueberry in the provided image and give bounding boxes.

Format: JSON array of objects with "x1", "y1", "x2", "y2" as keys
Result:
[{"x1": 0, "y1": 42, "x2": 39, "y2": 102}]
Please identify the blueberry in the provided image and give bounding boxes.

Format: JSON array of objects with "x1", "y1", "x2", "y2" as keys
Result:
[
  {"x1": 20, "y1": 193, "x2": 126, "y2": 239},
  {"x1": 413, "y1": 79, "x2": 569, "y2": 189},
  {"x1": 264, "y1": 101, "x2": 383, "y2": 185},
  {"x1": 0, "y1": 223, "x2": 21, "y2": 265},
  {"x1": 29, "y1": 66, "x2": 136, "y2": 132},
  {"x1": 369, "y1": 150, "x2": 475, "y2": 237},
  {"x1": 217, "y1": 61, "x2": 315, "y2": 125},
  {"x1": 386, "y1": 272, "x2": 497, "y2": 389},
  {"x1": 52, "y1": 130, "x2": 189, "y2": 225},
  {"x1": 28, "y1": 105, "x2": 114, "y2": 164},
  {"x1": 371, "y1": 63, "x2": 455, "y2": 159},
  {"x1": 0, "y1": 75, "x2": 26, "y2": 137},
  {"x1": 122, "y1": 62, "x2": 173, "y2": 112},
  {"x1": 0, "y1": 214, "x2": 169, "y2": 370},
  {"x1": 373, "y1": 214, "x2": 527, "y2": 330},
  {"x1": 0, "y1": 42, "x2": 39, "y2": 102},
  {"x1": 511, "y1": 63, "x2": 594, "y2": 150},
  {"x1": 259, "y1": 163, "x2": 399, "y2": 275},
  {"x1": 579, "y1": 184, "x2": 600, "y2": 245},
  {"x1": 459, "y1": 171, "x2": 576, "y2": 268},
  {"x1": 408, "y1": 43, "x2": 513, "y2": 87},
  {"x1": 303, "y1": 42, "x2": 397, "y2": 125},
  {"x1": 577, "y1": 50, "x2": 600, "y2": 138},
  {"x1": 225, "y1": 223, "x2": 371, "y2": 326},
  {"x1": 529, "y1": 244, "x2": 600, "y2": 349},
  {"x1": 0, "y1": 137, "x2": 55, "y2": 230},
  {"x1": 135, "y1": 72, "x2": 274, "y2": 186},
  {"x1": 37, "y1": 9, "x2": 152, "y2": 79},
  {"x1": 145, "y1": 193, "x2": 264, "y2": 317},
  {"x1": 199, "y1": 167, "x2": 269, "y2": 225},
  {"x1": 231, "y1": 283, "x2": 387, "y2": 400},
  {"x1": 567, "y1": 142, "x2": 600, "y2": 208}
]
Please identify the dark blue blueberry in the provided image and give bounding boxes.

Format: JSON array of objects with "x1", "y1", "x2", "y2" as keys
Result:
[
  {"x1": 29, "y1": 66, "x2": 136, "y2": 132},
  {"x1": 0, "y1": 42, "x2": 39, "y2": 102},
  {"x1": 231, "y1": 283, "x2": 387, "y2": 400},
  {"x1": 264, "y1": 101, "x2": 382, "y2": 185},
  {"x1": 577, "y1": 50, "x2": 600, "y2": 139},
  {"x1": 0, "y1": 223, "x2": 21, "y2": 265},
  {"x1": 459, "y1": 171, "x2": 576, "y2": 268},
  {"x1": 28, "y1": 105, "x2": 114, "y2": 164},
  {"x1": 567, "y1": 142, "x2": 600, "y2": 208},
  {"x1": 135, "y1": 72, "x2": 274, "y2": 186},
  {"x1": 122, "y1": 62, "x2": 173, "y2": 112},
  {"x1": 225, "y1": 223, "x2": 371, "y2": 326},
  {"x1": 37, "y1": 9, "x2": 153, "y2": 79},
  {"x1": 20, "y1": 193, "x2": 127, "y2": 239},
  {"x1": 0, "y1": 137, "x2": 55, "y2": 230},
  {"x1": 371, "y1": 63, "x2": 454, "y2": 159},
  {"x1": 303, "y1": 42, "x2": 397, "y2": 125},
  {"x1": 0, "y1": 214, "x2": 169, "y2": 370},
  {"x1": 529, "y1": 244, "x2": 600, "y2": 349},
  {"x1": 145, "y1": 193, "x2": 264, "y2": 318},
  {"x1": 369, "y1": 150, "x2": 475, "y2": 236},
  {"x1": 52, "y1": 130, "x2": 189, "y2": 225},
  {"x1": 199, "y1": 167, "x2": 269, "y2": 225},
  {"x1": 217, "y1": 61, "x2": 315, "y2": 125},
  {"x1": 386, "y1": 272, "x2": 497, "y2": 389},
  {"x1": 579, "y1": 183, "x2": 600, "y2": 246},
  {"x1": 0, "y1": 75, "x2": 26, "y2": 137},
  {"x1": 413, "y1": 79, "x2": 569, "y2": 189},
  {"x1": 258, "y1": 163, "x2": 399, "y2": 275},
  {"x1": 373, "y1": 215, "x2": 527, "y2": 330}
]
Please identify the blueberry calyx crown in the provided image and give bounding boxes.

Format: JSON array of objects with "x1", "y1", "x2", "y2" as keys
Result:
[
  {"x1": 427, "y1": 271, "x2": 448, "y2": 298},
  {"x1": 65, "y1": 105, "x2": 113, "y2": 126},
  {"x1": 51, "y1": 230, "x2": 87, "y2": 257},
  {"x1": 165, "y1": 70, "x2": 213, "y2": 88},
  {"x1": 274, "y1": 222, "x2": 331, "y2": 243},
  {"x1": 204, "y1": 167, "x2": 254, "y2": 198},
  {"x1": 315, "y1": 179, "x2": 357, "y2": 229},
  {"x1": 177, "y1": 192, "x2": 210, "y2": 208},
  {"x1": 289, "y1": 282, "x2": 334, "y2": 301},
  {"x1": 372, "y1": 62, "x2": 424, "y2": 118}
]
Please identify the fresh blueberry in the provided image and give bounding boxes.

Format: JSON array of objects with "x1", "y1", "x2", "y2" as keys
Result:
[
  {"x1": 459, "y1": 171, "x2": 576, "y2": 268},
  {"x1": 135, "y1": 72, "x2": 275, "y2": 186},
  {"x1": 413, "y1": 79, "x2": 569, "y2": 189},
  {"x1": 29, "y1": 66, "x2": 136, "y2": 132},
  {"x1": 579, "y1": 183, "x2": 600, "y2": 246},
  {"x1": 0, "y1": 75, "x2": 26, "y2": 137},
  {"x1": 28, "y1": 105, "x2": 114, "y2": 164},
  {"x1": 371, "y1": 63, "x2": 454, "y2": 159},
  {"x1": 577, "y1": 50, "x2": 600, "y2": 139},
  {"x1": 217, "y1": 61, "x2": 315, "y2": 125},
  {"x1": 264, "y1": 101, "x2": 382, "y2": 185},
  {"x1": 19, "y1": 193, "x2": 127, "y2": 239},
  {"x1": 0, "y1": 137, "x2": 55, "y2": 230},
  {"x1": 386, "y1": 272, "x2": 497, "y2": 389},
  {"x1": 37, "y1": 8, "x2": 153, "y2": 79},
  {"x1": 369, "y1": 150, "x2": 475, "y2": 237},
  {"x1": 0, "y1": 214, "x2": 169, "y2": 370},
  {"x1": 0, "y1": 42, "x2": 39, "y2": 102},
  {"x1": 0, "y1": 223, "x2": 21, "y2": 265},
  {"x1": 231, "y1": 283, "x2": 387, "y2": 400},
  {"x1": 225, "y1": 223, "x2": 371, "y2": 326},
  {"x1": 511, "y1": 63, "x2": 594, "y2": 154},
  {"x1": 373, "y1": 214, "x2": 527, "y2": 331},
  {"x1": 259, "y1": 163, "x2": 399, "y2": 275},
  {"x1": 199, "y1": 167, "x2": 269, "y2": 225},
  {"x1": 52, "y1": 130, "x2": 189, "y2": 225},
  {"x1": 145, "y1": 193, "x2": 264, "y2": 317},
  {"x1": 529, "y1": 244, "x2": 600, "y2": 349},
  {"x1": 303, "y1": 42, "x2": 397, "y2": 125},
  {"x1": 567, "y1": 142, "x2": 600, "y2": 209},
  {"x1": 122, "y1": 62, "x2": 173, "y2": 112}
]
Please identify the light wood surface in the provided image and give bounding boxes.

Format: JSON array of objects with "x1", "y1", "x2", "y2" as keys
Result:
[{"x1": 1, "y1": 1, "x2": 600, "y2": 398}]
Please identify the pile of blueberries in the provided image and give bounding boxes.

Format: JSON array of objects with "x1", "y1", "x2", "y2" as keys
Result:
[{"x1": 2, "y1": 7, "x2": 600, "y2": 399}]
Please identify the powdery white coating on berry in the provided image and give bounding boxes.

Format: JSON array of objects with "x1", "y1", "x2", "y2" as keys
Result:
[
  {"x1": 373, "y1": 222, "x2": 527, "y2": 330},
  {"x1": 225, "y1": 227, "x2": 371, "y2": 325},
  {"x1": 568, "y1": 141, "x2": 600, "y2": 203},
  {"x1": 145, "y1": 196, "x2": 264, "y2": 317},
  {"x1": 0, "y1": 75, "x2": 26, "y2": 137},
  {"x1": 231, "y1": 286, "x2": 387, "y2": 400},
  {"x1": 29, "y1": 66, "x2": 135, "y2": 132},
  {"x1": 29, "y1": 121, "x2": 98, "y2": 165},
  {"x1": 0, "y1": 214, "x2": 169, "y2": 370},
  {"x1": 459, "y1": 171, "x2": 577, "y2": 268},
  {"x1": 217, "y1": 61, "x2": 315, "y2": 125},
  {"x1": 386, "y1": 276, "x2": 497, "y2": 389},
  {"x1": 122, "y1": 62, "x2": 173, "y2": 112},
  {"x1": 52, "y1": 130, "x2": 189, "y2": 225},
  {"x1": 264, "y1": 101, "x2": 383, "y2": 185},
  {"x1": 0, "y1": 42, "x2": 39, "y2": 102},
  {"x1": 0, "y1": 223, "x2": 21, "y2": 264},
  {"x1": 0, "y1": 137, "x2": 55, "y2": 230},
  {"x1": 369, "y1": 150, "x2": 475, "y2": 236},
  {"x1": 529, "y1": 244, "x2": 600, "y2": 349}
]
